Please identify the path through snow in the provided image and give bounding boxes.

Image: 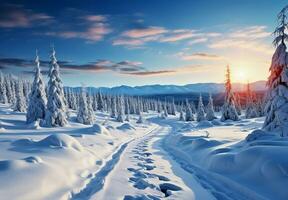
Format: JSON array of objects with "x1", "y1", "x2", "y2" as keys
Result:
[{"x1": 74, "y1": 123, "x2": 215, "y2": 200}]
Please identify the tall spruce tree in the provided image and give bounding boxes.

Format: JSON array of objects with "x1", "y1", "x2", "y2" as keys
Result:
[
  {"x1": 44, "y1": 47, "x2": 68, "y2": 127},
  {"x1": 26, "y1": 50, "x2": 47, "y2": 123},
  {"x1": 263, "y1": 6, "x2": 288, "y2": 136},
  {"x1": 221, "y1": 65, "x2": 239, "y2": 121}
]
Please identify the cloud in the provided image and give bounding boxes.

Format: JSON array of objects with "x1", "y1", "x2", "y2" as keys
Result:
[
  {"x1": 160, "y1": 30, "x2": 198, "y2": 42},
  {"x1": 209, "y1": 25, "x2": 273, "y2": 54},
  {"x1": 0, "y1": 4, "x2": 53, "y2": 28},
  {"x1": 122, "y1": 26, "x2": 167, "y2": 38},
  {"x1": 177, "y1": 52, "x2": 224, "y2": 61},
  {"x1": 112, "y1": 38, "x2": 144, "y2": 46},
  {"x1": 229, "y1": 26, "x2": 270, "y2": 39},
  {"x1": 188, "y1": 37, "x2": 208, "y2": 45},
  {"x1": 209, "y1": 38, "x2": 273, "y2": 54},
  {"x1": 46, "y1": 23, "x2": 111, "y2": 42},
  {"x1": 0, "y1": 57, "x2": 146, "y2": 74},
  {"x1": 124, "y1": 70, "x2": 175, "y2": 76},
  {"x1": 82, "y1": 15, "x2": 107, "y2": 22}
]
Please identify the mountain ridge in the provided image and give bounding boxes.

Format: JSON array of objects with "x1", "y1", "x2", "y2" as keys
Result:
[{"x1": 66, "y1": 80, "x2": 266, "y2": 95}]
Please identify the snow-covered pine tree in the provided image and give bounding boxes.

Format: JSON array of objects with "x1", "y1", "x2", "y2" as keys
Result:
[
  {"x1": 10, "y1": 75, "x2": 16, "y2": 105},
  {"x1": 245, "y1": 82, "x2": 258, "y2": 119},
  {"x1": 97, "y1": 92, "x2": 104, "y2": 111},
  {"x1": 44, "y1": 47, "x2": 68, "y2": 127},
  {"x1": 92, "y1": 93, "x2": 98, "y2": 111},
  {"x1": 5, "y1": 75, "x2": 13, "y2": 104},
  {"x1": 14, "y1": 80, "x2": 26, "y2": 112},
  {"x1": 185, "y1": 99, "x2": 194, "y2": 121},
  {"x1": 179, "y1": 102, "x2": 185, "y2": 121},
  {"x1": 110, "y1": 96, "x2": 117, "y2": 118},
  {"x1": 77, "y1": 87, "x2": 95, "y2": 125},
  {"x1": 171, "y1": 99, "x2": 176, "y2": 115},
  {"x1": 0, "y1": 72, "x2": 8, "y2": 104},
  {"x1": 117, "y1": 95, "x2": 125, "y2": 122},
  {"x1": 221, "y1": 65, "x2": 239, "y2": 121},
  {"x1": 206, "y1": 94, "x2": 217, "y2": 121},
  {"x1": 87, "y1": 93, "x2": 95, "y2": 123},
  {"x1": 26, "y1": 51, "x2": 47, "y2": 123},
  {"x1": 125, "y1": 97, "x2": 130, "y2": 121},
  {"x1": 137, "y1": 112, "x2": 144, "y2": 123},
  {"x1": 196, "y1": 94, "x2": 206, "y2": 122},
  {"x1": 263, "y1": 6, "x2": 288, "y2": 136},
  {"x1": 234, "y1": 93, "x2": 242, "y2": 115}
]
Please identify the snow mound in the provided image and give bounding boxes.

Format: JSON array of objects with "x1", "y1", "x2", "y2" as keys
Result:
[
  {"x1": 179, "y1": 123, "x2": 195, "y2": 132},
  {"x1": 0, "y1": 127, "x2": 6, "y2": 132},
  {"x1": 27, "y1": 120, "x2": 41, "y2": 129},
  {"x1": 196, "y1": 120, "x2": 213, "y2": 128},
  {"x1": 38, "y1": 134, "x2": 83, "y2": 151},
  {"x1": 211, "y1": 119, "x2": 222, "y2": 126},
  {"x1": 117, "y1": 123, "x2": 136, "y2": 131},
  {"x1": 245, "y1": 129, "x2": 276, "y2": 142},
  {"x1": 90, "y1": 123, "x2": 110, "y2": 136},
  {"x1": 23, "y1": 156, "x2": 43, "y2": 163},
  {"x1": 0, "y1": 156, "x2": 42, "y2": 171}
]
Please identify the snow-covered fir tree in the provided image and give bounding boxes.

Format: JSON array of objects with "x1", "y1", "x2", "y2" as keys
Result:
[
  {"x1": 26, "y1": 51, "x2": 47, "y2": 123},
  {"x1": 110, "y1": 96, "x2": 117, "y2": 118},
  {"x1": 14, "y1": 80, "x2": 27, "y2": 112},
  {"x1": 179, "y1": 102, "x2": 185, "y2": 121},
  {"x1": 206, "y1": 94, "x2": 217, "y2": 121},
  {"x1": 245, "y1": 82, "x2": 258, "y2": 119},
  {"x1": 92, "y1": 94, "x2": 98, "y2": 111},
  {"x1": 97, "y1": 92, "x2": 104, "y2": 111},
  {"x1": 44, "y1": 47, "x2": 68, "y2": 127},
  {"x1": 117, "y1": 95, "x2": 125, "y2": 122},
  {"x1": 263, "y1": 6, "x2": 288, "y2": 136},
  {"x1": 77, "y1": 87, "x2": 95, "y2": 125},
  {"x1": 137, "y1": 112, "x2": 144, "y2": 123},
  {"x1": 0, "y1": 72, "x2": 8, "y2": 104},
  {"x1": 221, "y1": 65, "x2": 239, "y2": 121},
  {"x1": 171, "y1": 99, "x2": 176, "y2": 115},
  {"x1": 196, "y1": 94, "x2": 206, "y2": 122},
  {"x1": 125, "y1": 97, "x2": 130, "y2": 121},
  {"x1": 5, "y1": 75, "x2": 13, "y2": 104},
  {"x1": 234, "y1": 93, "x2": 242, "y2": 115},
  {"x1": 185, "y1": 99, "x2": 194, "y2": 121}
]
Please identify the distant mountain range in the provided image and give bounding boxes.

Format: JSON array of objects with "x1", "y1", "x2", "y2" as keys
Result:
[{"x1": 68, "y1": 81, "x2": 266, "y2": 96}]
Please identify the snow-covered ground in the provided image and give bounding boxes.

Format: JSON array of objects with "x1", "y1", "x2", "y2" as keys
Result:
[{"x1": 0, "y1": 104, "x2": 287, "y2": 200}]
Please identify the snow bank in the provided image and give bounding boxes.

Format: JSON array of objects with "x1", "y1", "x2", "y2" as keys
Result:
[
  {"x1": 166, "y1": 125, "x2": 288, "y2": 200},
  {"x1": 38, "y1": 134, "x2": 83, "y2": 151},
  {"x1": 0, "y1": 156, "x2": 42, "y2": 171},
  {"x1": 117, "y1": 123, "x2": 136, "y2": 131},
  {"x1": 12, "y1": 134, "x2": 83, "y2": 151}
]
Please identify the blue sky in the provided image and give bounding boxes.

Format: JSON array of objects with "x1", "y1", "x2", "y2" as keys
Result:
[{"x1": 0, "y1": 0, "x2": 287, "y2": 87}]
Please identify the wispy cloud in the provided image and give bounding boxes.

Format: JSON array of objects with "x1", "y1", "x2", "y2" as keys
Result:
[
  {"x1": 124, "y1": 70, "x2": 175, "y2": 76},
  {"x1": 188, "y1": 37, "x2": 208, "y2": 45},
  {"x1": 42, "y1": 13, "x2": 111, "y2": 43},
  {"x1": 0, "y1": 4, "x2": 53, "y2": 28},
  {"x1": 114, "y1": 25, "x2": 222, "y2": 48},
  {"x1": 209, "y1": 25, "x2": 273, "y2": 54},
  {"x1": 159, "y1": 29, "x2": 198, "y2": 43},
  {"x1": 177, "y1": 52, "x2": 224, "y2": 61},
  {"x1": 122, "y1": 26, "x2": 167, "y2": 38}
]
